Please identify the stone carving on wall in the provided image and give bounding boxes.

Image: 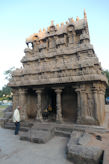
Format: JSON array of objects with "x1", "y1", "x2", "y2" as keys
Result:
[
  {"x1": 8, "y1": 11, "x2": 107, "y2": 126},
  {"x1": 33, "y1": 39, "x2": 39, "y2": 53},
  {"x1": 48, "y1": 37, "x2": 56, "y2": 49}
]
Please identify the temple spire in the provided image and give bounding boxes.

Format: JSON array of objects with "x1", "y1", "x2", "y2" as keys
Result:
[
  {"x1": 51, "y1": 20, "x2": 54, "y2": 26},
  {"x1": 76, "y1": 16, "x2": 79, "y2": 21},
  {"x1": 84, "y1": 9, "x2": 87, "y2": 19}
]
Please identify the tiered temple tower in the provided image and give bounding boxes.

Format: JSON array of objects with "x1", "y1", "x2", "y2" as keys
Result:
[{"x1": 9, "y1": 10, "x2": 107, "y2": 125}]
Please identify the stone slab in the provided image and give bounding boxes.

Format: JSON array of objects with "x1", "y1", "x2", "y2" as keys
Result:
[
  {"x1": 66, "y1": 131, "x2": 103, "y2": 164},
  {"x1": 67, "y1": 145, "x2": 103, "y2": 164}
]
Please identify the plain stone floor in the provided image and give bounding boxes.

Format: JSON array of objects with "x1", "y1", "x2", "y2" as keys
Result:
[{"x1": 0, "y1": 127, "x2": 72, "y2": 164}]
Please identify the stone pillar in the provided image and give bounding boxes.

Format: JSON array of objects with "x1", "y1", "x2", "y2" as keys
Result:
[
  {"x1": 75, "y1": 86, "x2": 96, "y2": 125},
  {"x1": 75, "y1": 87, "x2": 87, "y2": 123},
  {"x1": 54, "y1": 88, "x2": 63, "y2": 122},
  {"x1": 12, "y1": 89, "x2": 19, "y2": 111},
  {"x1": 35, "y1": 89, "x2": 43, "y2": 121},
  {"x1": 19, "y1": 88, "x2": 28, "y2": 121},
  {"x1": 92, "y1": 87, "x2": 100, "y2": 124},
  {"x1": 75, "y1": 89, "x2": 81, "y2": 123},
  {"x1": 98, "y1": 86, "x2": 106, "y2": 124},
  {"x1": 80, "y1": 89, "x2": 87, "y2": 119}
]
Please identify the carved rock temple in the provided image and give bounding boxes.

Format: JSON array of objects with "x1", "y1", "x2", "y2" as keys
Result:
[{"x1": 9, "y1": 10, "x2": 107, "y2": 125}]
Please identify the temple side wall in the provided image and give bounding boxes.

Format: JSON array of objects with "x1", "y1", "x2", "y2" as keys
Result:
[{"x1": 75, "y1": 82, "x2": 106, "y2": 125}]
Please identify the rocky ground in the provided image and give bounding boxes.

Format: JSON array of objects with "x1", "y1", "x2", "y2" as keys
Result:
[
  {"x1": 87, "y1": 133, "x2": 109, "y2": 164},
  {"x1": 0, "y1": 128, "x2": 72, "y2": 164},
  {"x1": 0, "y1": 105, "x2": 109, "y2": 164}
]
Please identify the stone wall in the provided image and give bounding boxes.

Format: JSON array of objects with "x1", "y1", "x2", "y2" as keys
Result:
[{"x1": 9, "y1": 12, "x2": 107, "y2": 125}]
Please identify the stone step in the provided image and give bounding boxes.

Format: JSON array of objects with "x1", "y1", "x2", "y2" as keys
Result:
[
  {"x1": 55, "y1": 129, "x2": 71, "y2": 137},
  {"x1": 4, "y1": 122, "x2": 29, "y2": 132},
  {"x1": 32, "y1": 123, "x2": 55, "y2": 130},
  {"x1": 5, "y1": 121, "x2": 33, "y2": 127},
  {"x1": 55, "y1": 126, "x2": 73, "y2": 132},
  {"x1": 20, "y1": 129, "x2": 54, "y2": 144},
  {"x1": 73, "y1": 124, "x2": 109, "y2": 133}
]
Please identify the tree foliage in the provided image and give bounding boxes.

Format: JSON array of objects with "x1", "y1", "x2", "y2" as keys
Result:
[
  {"x1": 0, "y1": 85, "x2": 11, "y2": 98},
  {"x1": 103, "y1": 69, "x2": 109, "y2": 97},
  {"x1": 4, "y1": 67, "x2": 15, "y2": 80},
  {"x1": 0, "y1": 67, "x2": 15, "y2": 99}
]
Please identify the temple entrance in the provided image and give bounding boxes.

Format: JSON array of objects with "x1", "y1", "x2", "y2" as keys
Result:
[{"x1": 42, "y1": 88, "x2": 56, "y2": 121}]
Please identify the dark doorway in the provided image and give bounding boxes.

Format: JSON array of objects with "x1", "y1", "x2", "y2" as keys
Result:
[
  {"x1": 62, "y1": 86, "x2": 77, "y2": 123},
  {"x1": 42, "y1": 88, "x2": 56, "y2": 121}
]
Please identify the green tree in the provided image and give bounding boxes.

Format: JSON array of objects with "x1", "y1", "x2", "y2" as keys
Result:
[
  {"x1": 104, "y1": 69, "x2": 109, "y2": 97},
  {"x1": 0, "y1": 85, "x2": 11, "y2": 100},
  {"x1": 4, "y1": 67, "x2": 15, "y2": 80},
  {"x1": 0, "y1": 67, "x2": 15, "y2": 99}
]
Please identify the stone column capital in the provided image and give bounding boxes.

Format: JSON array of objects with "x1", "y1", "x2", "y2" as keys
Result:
[
  {"x1": 92, "y1": 87, "x2": 99, "y2": 93},
  {"x1": 52, "y1": 87, "x2": 64, "y2": 93},
  {"x1": 12, "y1": 88, "x2": 18, "y2": 94},
  {"x1": 35, "y1": 88, "x2": 44, "y2": 94},
  {"x1": 19, "y1": 88, "x2": 28, "y2": 94},
  {"x1": 75, "y1": 88, "x2": 81, "y2": 93}
]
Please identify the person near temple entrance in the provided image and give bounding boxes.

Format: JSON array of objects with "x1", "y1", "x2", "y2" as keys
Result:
[
  {"x1": 42, "y1": 108, "x2": 48, "y2": 120},
  {"x1": 13, "y1": 106, "x2": 21, "y2": 135},
  {"x1": 48, "y1": 104, "x2": 52, "y2": 114}
]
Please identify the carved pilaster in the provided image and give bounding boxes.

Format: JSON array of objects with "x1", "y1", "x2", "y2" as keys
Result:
[
  {"x1": 12, "y1": 89, "x2": 19, "y2": 111},
  {"x1": 35, "y1": 89, "x2": 43, "y2": 121},
  {"x1": 53, "y1": 87, "x2": 63, "y2": 122},
  {"x1": 75, "y1": 88, "x2": 81, "y2": 123},
  {"x1": 92, "y1": 87, "x2": 100, "y2": 124},
  {"x1": 98, "y1": 86, "x2": 106, "y2": 124},
  {"x1": 75, "y1": 85, "x2": 96, "y2": 125},
  {"x1": 80, "y1": 89, "x2": 87, "y2": 118},
  {"x1": 18, "y1": 88, "x2": 28, "y2": 121}
]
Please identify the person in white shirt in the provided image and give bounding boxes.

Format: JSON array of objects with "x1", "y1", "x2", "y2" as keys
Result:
[{"x1": 13, "y1": 106, "x2": 21, "y2": 135}]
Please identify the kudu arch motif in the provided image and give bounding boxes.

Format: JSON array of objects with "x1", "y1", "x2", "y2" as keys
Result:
[{"x1": 9, "y1": 10, "x2": 107, "y2": 125}]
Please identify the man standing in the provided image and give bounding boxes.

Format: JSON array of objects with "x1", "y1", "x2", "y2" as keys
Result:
[{"x1": 13, "y1": 106, "x2": 21, "y2": 135}]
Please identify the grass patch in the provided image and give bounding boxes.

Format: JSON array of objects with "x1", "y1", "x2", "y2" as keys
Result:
[
  {"x1": 0, "y1": 105, "x2": 8, "y2": 110},
  {"x1": 0, "y1": 110, "x2": 4, "y2": 118}
]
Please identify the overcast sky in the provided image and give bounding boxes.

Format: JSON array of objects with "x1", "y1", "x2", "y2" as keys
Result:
[{"x1": 0, "y1": 0, "x2": 109, "y2": 89}]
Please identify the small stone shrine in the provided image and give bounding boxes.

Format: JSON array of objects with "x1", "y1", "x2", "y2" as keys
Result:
[{"x1": 9, "y1": 10, "x2": 107, "y2": 125}]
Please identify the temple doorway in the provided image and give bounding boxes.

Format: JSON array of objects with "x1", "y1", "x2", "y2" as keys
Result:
[
  {"x1": 62, "y1": 86, "x2": 77, "y2": 123},
  {"x1": 42, "y1": 88, "x2": 56, "y2": 121}
]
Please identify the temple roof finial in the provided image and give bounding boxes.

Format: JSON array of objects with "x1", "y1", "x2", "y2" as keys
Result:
[
  {"x1": 68, "y1": 18, "x2": 74, "y2": 23},
  {"x1": 43, "y1": 28, "x2": 46, "y2": 32},
  {"x1": 71, "y1": 18, "x2": 74, "y2": 23},
  {"x1": 56, "y1": 24, "x2": 59, "y2": 29},
  {"x1": 76, "y1": 16, "x2": 79, "y2": 21},
  {"x1": 61, "y1": 22, "x2": 64, "y2": 27},
  {"x1": 51, "y1": 20, "x2": 54, "y2": 26},
  {"x1": 84, "y1": 9, "x2": 87, "y2": 19},
  {"x1": 39, "y1": 28, "x2": 42, "y2": 33}
]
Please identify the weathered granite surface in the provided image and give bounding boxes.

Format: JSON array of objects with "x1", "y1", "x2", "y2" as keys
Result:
[
  {"x1": 20, "y1": 123, "x2": 55, "y2": 143},
  {"x1": 66, "y1": 131, "x2": 103, "y2": 164},
  {"x1": 8, "y1": 10, "x2": 107, "y2": 126}
]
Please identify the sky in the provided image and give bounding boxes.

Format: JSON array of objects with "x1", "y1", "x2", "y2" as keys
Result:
[{"x1": 0, "y1": 0, "x2": 109, "y2": 89}]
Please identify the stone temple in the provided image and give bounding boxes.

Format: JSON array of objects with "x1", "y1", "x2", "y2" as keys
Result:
[{"x1": 9, "y1": 10, "x2": 107, "y2": 126}]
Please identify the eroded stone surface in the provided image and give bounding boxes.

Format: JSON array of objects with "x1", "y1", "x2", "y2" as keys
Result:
[
  {"x1": 20, "y1": 123, "x2": 55, "y2": 143},
  {"x1": 66, "y1": 131, "x2": 103, "y2": 164},
  {"x1": 8, "y1": 11, "x2": 107, "y2": 126}
]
